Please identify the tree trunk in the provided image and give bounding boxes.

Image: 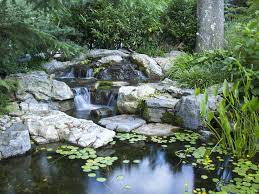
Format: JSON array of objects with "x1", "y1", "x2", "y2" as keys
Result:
[{"x1": 195, "y1": 0, "x2": 224, "y2": 52}]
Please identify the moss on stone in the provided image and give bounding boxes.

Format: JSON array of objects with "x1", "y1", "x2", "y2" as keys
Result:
[
  {"x1": 161, "y1": 111, "x2": 183, "y2": 126},
  {"x1": 142, "y1": 107, "x2": 150, "y2": 121},
  {"x1": 96, "y1": 81, "x2": 113, "y2": 90}
]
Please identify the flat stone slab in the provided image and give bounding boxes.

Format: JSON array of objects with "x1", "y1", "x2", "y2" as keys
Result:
[
  {"x1": 23, "y1": 110, "x2": 115, "y2": 148},
  {"x1": 98, "y1": 115, "x2": 146, "y2": 132},
  {"x1": 145, "y1": 96, "x2": 179, "y2": 109},
  {"x1": 134, "y1": 123, "x2": 180, "y2": 136}
]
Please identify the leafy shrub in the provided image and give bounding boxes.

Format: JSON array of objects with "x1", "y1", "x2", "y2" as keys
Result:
[
  {"x1": 62, "y1": 0, "x2": 167, "y2": 50},
  {"x1": 226, "y1": 13, "x2": 259, "y2": 95},
  {"x1": 167, "y1": 50, "x2": 234, "y2": 88},
  {"x1": 160, "y1": 0, "x2": 197, "y2": 52}
]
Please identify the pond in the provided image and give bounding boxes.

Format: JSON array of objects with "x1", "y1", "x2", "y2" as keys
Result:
[{"x1": 1, "y1": 130, "x2": 257, "y2": 194}]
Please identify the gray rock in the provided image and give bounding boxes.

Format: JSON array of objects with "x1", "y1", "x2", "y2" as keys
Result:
[
  {"x1": 175, "y1": 94, "x2": 220, "y2": 130},
  {"x1": 9, "y1": 71, "x2": 73, "y2": 101},
  {"x1": 134, "y1": 123, "x2": 180, "y2": 136},
  {"x1": 98, "y1": 115, "x2": 146, "y2": 132},
  {"x1": 23, "y1": 110, "x2": 115, "y2": 148},
  {"x1": 142, "y1": 95, "x2": 179, "y2": 123},
  {"x1": 98, "y1": 55, "x2": 123, "y2": 65},
  {"x1": 87, "y1": 49, "x2": 129, "y2": 58},
  {"x1": 154, "y1": 51, "x2": 184, "y2": 73},
  {"x1": 117, "y1": 84, "x2": 156, "y2": 114},
  {"x1": 132, "y1": 53, "x2": 163, "y2": 80},
  {"x1": 52, "y1": 80, "x2": 74, "y2": 101},
  {"x1": 144, "y1": 108, "x2": 167, "y2": 123},
  {"x1": 0, "y1": 117, "x2": 31, "y2": 159},
  {"x1": 145, "y1": 96, "x2": 179, "y2": 109},
  {"x1": 42, "y1": 60, "x2": 72, "y2": 74}
]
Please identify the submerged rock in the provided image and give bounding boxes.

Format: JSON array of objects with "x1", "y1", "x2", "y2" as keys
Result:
[
  {"x1": 134, "y1": 123, "x2": 180, "y2": 136},
  {"x1": 131, "y1": 53, "x2": 163, "y2": 80},
  {"x1": 98, "y1": 115, "x2": 146, "y2": 132},
  {"x1": 0, "y1": 116, "x2": 31, "y2": 159},
  {"x1": 23, "y1": 111, "x2": 115, "y2": 148}
]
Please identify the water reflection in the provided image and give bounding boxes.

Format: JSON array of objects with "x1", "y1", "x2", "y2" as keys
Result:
[
  {"x1": 0, "y1": 143, "x2": 222, "y2": 194},
  {"x1": 88, "y1": 146, "x2": 194, "y2": 194}
]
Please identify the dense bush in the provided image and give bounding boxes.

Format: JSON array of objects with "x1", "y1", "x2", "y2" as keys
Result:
[
  {"x1": 167, "y1": 50, "x2": 234, "y2": 88},
  {"x1": 59, "y1": 0, "x2": 167, "y2": 51},
  {"x1": 160, "y1": 0, "x2": 197, "y2": 52},
  {"x1": 56, "y1": 0, "x2": 197, "y2": 54}
]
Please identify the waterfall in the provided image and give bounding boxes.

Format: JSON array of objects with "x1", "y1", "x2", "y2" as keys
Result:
[
  {"x1": 86, "y1": 68, "x2": 94, "y2": 78},
  {"x1": 74, "y1": 88, "x2": 91, "y2": 110},
  {"x1": 107, "y1": 93, "x2": 116, "y2": 107},
  {"x1": 63, "y1": 68, "x2": 75, "y2": 78}
]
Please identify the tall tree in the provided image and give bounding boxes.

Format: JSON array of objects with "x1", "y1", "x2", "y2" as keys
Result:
[{"x1": 195, "y1": 0, "x2": 224, "y2": 52}]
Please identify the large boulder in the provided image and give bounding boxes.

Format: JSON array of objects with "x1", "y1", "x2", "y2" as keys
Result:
[
  {"x1": 0, "y1": 116, "x2": 31, "y2": 159},
  {"x1": 96, "y1": 63, "x2": 147, "y2": 82},
  {"x1": 117, "y1": 84, "x2": 156, "y2": 114},
  {"x1": 23, "y1": 111, "x2": 115, "y2": 148},
  {"x1": 174, "y1": 94, "x2": 220, "y2": 130},
  {"x1": 98, "y1": 115, "x2": 146, "y2": 132},
  {"x1": 98, "y1": 55, "x2": 123, "y2": 65},
  {"x1": 87, "y1": 49, "x2": 129, "y2": 59},
  {"x1": 131, "y1": 53, "x2": 163, "y2": 80},
  {"x1": 42, "y1": 60, "x2": 72, "y2": 74},
  {"x1": 134, "y1": 123, "x2": 180, "y2": 136},
  {"x1": 9, "y1": 71, "x2": 73, "y2": 101}
]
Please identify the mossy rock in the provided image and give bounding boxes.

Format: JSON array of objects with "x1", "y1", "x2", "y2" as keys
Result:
[
  {"x1": 161, "y1": 111, "x2": 183, "y2": 126},
  {"x1": 95, "y1": 81, "x2": 113, "y2": 90}
]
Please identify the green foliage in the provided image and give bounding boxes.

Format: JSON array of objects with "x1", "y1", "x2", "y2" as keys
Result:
[
  {"x1": 0, "y1": 0, "x2": 83, "y2": 75},
  {"x1": 0, "y1": 79, "x2": 17, "y2": 115},
  {"x1": 61, "y1": 0, "x2": 167, "y2": 50},
  {"x1": 161, "y1": 0, "x2": 197, "y2": 52},
  {"x1": 199, "y1": 77, "x2": 259, "y2": 159},
  {"x1": 167, "y1": 50, "x2": 234, "y2": 88},
  {"x1": 227, "y1": 13, "x2": 259, "y2": 95}
]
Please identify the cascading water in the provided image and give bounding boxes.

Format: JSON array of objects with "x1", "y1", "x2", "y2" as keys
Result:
[
  {"x1": 86, "y1": 68, "x2": 94, "y2": 77},
  {"x1": 74, "y1": 88, "x2": 91, "y2": 110},
  {"x1": 107, "y1": 93, "x2": 116, "y2": 107},
  {"x1": 64, "y1": 68, "x2": 75, "y2": 78}
]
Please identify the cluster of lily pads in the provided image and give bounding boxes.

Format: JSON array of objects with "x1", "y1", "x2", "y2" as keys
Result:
[
  {"x1": 81, "y1": 156, "x2": 118, "y2": 172},
  {"x1": 55, "y1": 145, "x2": 119, "y2": 183},
  {"x1": 56, "y1": 145, "x2": 97, "y2": 160},
  {"x1": 174, "y1": 131, "x2": 200, "y2": 143},
  {"x1": 116, "y1": 133, "x2": 147, "y2": 143},
  {"x1": 214, "y1": 159, "x2": 259, "y2": 194}
]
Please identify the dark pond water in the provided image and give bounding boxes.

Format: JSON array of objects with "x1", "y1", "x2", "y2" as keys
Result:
[{"x1": 0, "y1": 138, "x2": 231, "y2": 194}]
